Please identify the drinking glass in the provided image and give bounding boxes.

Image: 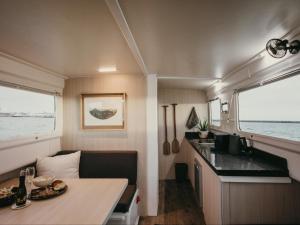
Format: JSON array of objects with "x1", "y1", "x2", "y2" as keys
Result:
[{"x1": 25, "y1": 167, "x2": 35, "y2": 198}]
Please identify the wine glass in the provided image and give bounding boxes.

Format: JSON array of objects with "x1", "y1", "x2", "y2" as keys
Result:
[{"x1": 25, "y1": 167, "x2": 35, "y2": 198}]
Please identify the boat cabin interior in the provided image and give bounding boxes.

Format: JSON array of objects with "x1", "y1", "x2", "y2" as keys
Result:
[{"x1": 0, "y1": 1, "x2": 300, "y2": 225}]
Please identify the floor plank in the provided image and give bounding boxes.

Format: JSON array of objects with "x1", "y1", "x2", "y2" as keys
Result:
[{"x1": 139, "y1": 180, "x2": 206, "y2": 225}]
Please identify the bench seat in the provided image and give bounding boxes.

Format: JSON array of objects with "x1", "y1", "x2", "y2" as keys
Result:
[{"x1": 56, "y1": 150, "x2": 138, "y2": 214}]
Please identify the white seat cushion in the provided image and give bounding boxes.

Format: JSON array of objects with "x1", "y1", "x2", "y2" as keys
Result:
[{"x1": 37, "y1": 151, "x2": 81, "y2": 178}]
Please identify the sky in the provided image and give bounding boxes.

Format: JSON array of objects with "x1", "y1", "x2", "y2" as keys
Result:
[
  {"x1": 211, "y1": 99, "x2": 221, "y2": 120},
  {"x1": 0, "y1": 86, "x2": 55, "y2": 113},
  {"x1": 239, "y1": 75, "x2": 300, "y2": 121}
]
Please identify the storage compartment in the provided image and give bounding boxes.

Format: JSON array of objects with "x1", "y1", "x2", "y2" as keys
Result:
[
  {"x1": 175, "y1": 163, "x2": 188, "y2": 182},
  {"x1": 107, "y1": 189, "x2": 140, "y2": 225}
]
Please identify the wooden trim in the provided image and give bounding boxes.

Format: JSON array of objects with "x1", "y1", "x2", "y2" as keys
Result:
[
  {"x1": 219, "y1": 176, "x2": 291, "y2": 183},
  {"x1": 80, "y1": 93, "x2": 126, "y2": 130}
]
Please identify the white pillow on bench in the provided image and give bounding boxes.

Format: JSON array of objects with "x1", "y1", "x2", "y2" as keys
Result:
[{"x1": 37, "y1": 151, "x2": 81, "y2": 178}]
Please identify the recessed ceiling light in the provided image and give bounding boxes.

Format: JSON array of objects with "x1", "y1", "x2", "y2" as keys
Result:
[{"x1": 97, "y1": 66, "x2": 117, "y2": 73}]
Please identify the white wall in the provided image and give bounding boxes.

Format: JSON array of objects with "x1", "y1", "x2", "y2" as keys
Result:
[
  {"x1": 146, "y1": 74, "x2": 159, "y2": 216},
  {"x1": 206, "y1": 33, "x2": 300, "y2": 181},
  {"x1": 0, "y1": 138, "x2": 61, "y2": 176},
  {"x1": 0, "y1": 52, "x2": 64, "y2": 178},
  {"x1": 158, "y1": 88, "x2": 207, "y2": 180}
]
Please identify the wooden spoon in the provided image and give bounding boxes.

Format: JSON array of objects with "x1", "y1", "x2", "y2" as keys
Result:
[
  {"x1": 171, "y1": 104, "x2": 180, "y2": 153},
  {"x1": 162, "y1": 105, "x2": 170, "y2": 155}
]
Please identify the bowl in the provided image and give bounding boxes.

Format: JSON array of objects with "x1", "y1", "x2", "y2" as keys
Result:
[{"x1": 33, "y1": 176, "x2": 55, "y2": 188}]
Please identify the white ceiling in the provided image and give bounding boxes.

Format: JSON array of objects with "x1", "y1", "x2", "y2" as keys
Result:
[
  {"x1": 0, "y1": 0, "x2": 300, "y2": 89},
  {"x1": 119, "y1": 0, "x2": 300, "y2": 78},
  {"x1": 0, "y1": 0, "x2": 141, "y2": 76},
  {"x1": 158, "y1": 78, "x2": 215, "y2": 89}
]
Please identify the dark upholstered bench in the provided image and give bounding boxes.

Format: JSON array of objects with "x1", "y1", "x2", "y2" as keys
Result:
[{"x1": 56, "y1": 150, "x2": 138, "y2": 213}]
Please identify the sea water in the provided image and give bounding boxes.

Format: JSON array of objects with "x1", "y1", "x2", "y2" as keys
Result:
[
  {"x1": 0, "y1": 117, "x2": 300, "y2": 142},
  {"x1": 0, "y1": 117, "x2": 55, "y2": 140},
  {"x1": 239, "y1": 121, "x2": 300, "y2": 141}
]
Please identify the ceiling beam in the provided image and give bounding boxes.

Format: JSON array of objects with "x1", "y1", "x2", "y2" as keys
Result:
[
  {"x1": 158, "y1": 76, "x2": 219, "y2": 80},
  {"x1": 105, "y1": 0, "x2": 149, "y2": 76}
]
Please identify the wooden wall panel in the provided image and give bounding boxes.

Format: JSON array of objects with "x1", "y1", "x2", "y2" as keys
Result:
[
  {"x1": 158, "y1": 88, "x2": 207, "y2": 180},
  {"x1": 62, "y1": 74, "x2": 147, "y2": 215}
]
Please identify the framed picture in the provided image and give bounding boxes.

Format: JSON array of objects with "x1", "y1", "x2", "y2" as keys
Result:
[{"x1": 81, "y1": 93, "x2": 126, "y2": 130}]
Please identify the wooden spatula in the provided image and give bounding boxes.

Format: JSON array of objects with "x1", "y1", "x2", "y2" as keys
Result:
[
  {"x1": 171, "y1": 103, "x2": 180, "y2": 153},
  {"x1": 162, "y1": 105, "x2": 170, "y2": 155}
]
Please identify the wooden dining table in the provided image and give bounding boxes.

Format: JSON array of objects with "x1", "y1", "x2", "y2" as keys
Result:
[{"x1": 0, "y1": 178, "x2": 128, "y2": 225}]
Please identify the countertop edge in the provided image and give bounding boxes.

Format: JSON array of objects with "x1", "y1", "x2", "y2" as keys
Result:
[
  {"x1": 219, "y1": 176, "x2": 291, "y2": 183},
  {"x1": 187, "y1": 138, "x2": 291, "y2": 181}
]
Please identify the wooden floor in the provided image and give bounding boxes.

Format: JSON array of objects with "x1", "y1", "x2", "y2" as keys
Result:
[{"x1": 139, "y1": 180, "x2": 206, "y2": 225}]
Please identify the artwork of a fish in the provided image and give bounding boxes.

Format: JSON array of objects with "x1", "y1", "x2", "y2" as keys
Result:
[{"x1": 89, "y1": 108, "x2": 117, "y2": 120}]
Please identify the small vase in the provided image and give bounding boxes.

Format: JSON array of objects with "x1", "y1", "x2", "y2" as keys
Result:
[{"x1": 199, "y1": 131, "x2": 208, "y2": 139}]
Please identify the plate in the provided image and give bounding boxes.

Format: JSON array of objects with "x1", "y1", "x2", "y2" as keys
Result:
[
  {"x1": 0, "y1": 186, "x2": 18, "y2": 207},
  {"x1": 30, "y1": 180, "x2": 67, "y2": 201}
]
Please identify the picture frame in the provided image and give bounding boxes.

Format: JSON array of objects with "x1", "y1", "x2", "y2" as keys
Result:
[{"x1": 81, "y1": 93, "x2": 126, "y2": 130}]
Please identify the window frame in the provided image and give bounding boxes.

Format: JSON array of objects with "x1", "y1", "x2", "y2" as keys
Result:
[
  {"x1": 236, "y1": 73, "x2": 300, "y2": 148},
  {"x1": 0, "y1": 83, "x2": 60, "y2": 149},
  {"x1": 209, "y1": 98, "x2": 221, "y2": 128}
]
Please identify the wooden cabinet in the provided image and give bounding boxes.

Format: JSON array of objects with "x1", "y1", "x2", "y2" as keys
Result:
[
  {"x1": 184, "y1": 138, "x2": 222, "y2": 225},
  {"x1": 221, "y1": 182, "x2": 300, "y2": 225},
  {"x1": 183, "y1": 138, "x2": 195, "y2": 188},
  {"x1": 197, "y1": 153, "x2": 222, "y2": 225},
  {"x1": 183, "y1": 138, "x2": 300, "y2": 225}
]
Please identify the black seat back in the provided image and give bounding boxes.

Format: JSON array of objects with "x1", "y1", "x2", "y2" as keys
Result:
[{"x1": 56, "y1": 150, "x2": 137, "y2": 185}]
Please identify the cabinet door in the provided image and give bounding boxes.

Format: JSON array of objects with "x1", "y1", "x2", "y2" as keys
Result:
[
  {"x1": 182, "y1": 138, "x2": 195, "y2": 188},
  {"x1": 227, "y1": 182, "x2": 300, "y2": 224},
  {"x1": 195, "y1": 153, "x2": 222, "y2": 225}
]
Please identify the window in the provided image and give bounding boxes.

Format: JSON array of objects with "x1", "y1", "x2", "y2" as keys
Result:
[
  {"x1": 209, "y1": 98, "x2": 221, "y2": 126},
  {"x1": 0, "y1": 85, "x2": 56, "y2": 141},
  {"x1": 238, "y1": 74, "x2": 300, "y2": 142}
]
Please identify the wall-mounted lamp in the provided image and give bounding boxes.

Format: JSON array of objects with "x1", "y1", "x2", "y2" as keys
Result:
[{"x1": 221, "y1": 102, "x2": 229, "y2": 113}]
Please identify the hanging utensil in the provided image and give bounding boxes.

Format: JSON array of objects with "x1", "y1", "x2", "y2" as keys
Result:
[
  {"x1": 186, "y1": 107, "x2": 199, "y2": 129},
  {"x1": 171, "y1": 104, "x2": 180, "y2": 153},
  {"x1": 162, "y1": 105, "x2": 170, "y2": 155}
]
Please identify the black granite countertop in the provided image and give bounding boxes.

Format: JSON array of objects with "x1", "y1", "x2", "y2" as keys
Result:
[{"x1": 187, "y1": 137, "x2": 289, "y2": 177}]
